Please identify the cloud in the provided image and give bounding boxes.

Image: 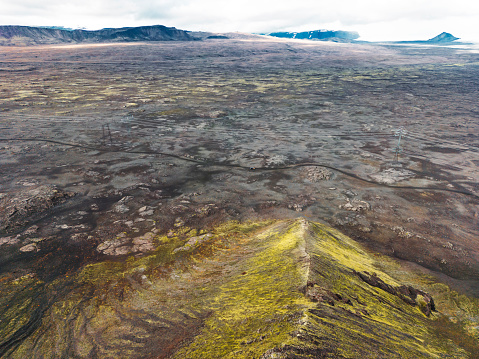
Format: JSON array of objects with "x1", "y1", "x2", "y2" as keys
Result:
[{"x1": 1, "y1": 0, "x2": 478, "y2": 41}]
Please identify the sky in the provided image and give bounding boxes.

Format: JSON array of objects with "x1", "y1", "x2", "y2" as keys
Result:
[{"x1": 1, "y1": 0, "x2": 478, "y2": 42}]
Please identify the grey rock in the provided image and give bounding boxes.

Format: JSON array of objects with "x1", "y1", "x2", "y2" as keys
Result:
[
  {"x1": 0, "y1": 185, "x2": 74, "y2": 233},
  {"x1": 19, "y1": 243, "x2": 38, "y2": 252}
]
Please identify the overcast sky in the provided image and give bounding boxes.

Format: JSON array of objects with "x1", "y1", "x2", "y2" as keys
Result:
[{"x1": 1, "y1": 0, "x2": 478, "y2": 42}]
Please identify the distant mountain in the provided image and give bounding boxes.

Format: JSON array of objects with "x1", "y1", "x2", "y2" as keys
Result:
[
  {"x1": 427, "y1": 32, "x2": 459, "y2": 43},
  {"x1": 394, "y1": 32, "x2": 460, "y2": 45},
  {"x1": 37, "y1": 26, "x2": 78, "y2": 31},
  {"x1": 0, "y1": 25, "x2": 198, "y2": 45},
  {"x1": 266, "y1": 30, "x2": 360, "y2": 42}
]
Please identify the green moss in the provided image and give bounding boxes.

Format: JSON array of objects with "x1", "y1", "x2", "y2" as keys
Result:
[
  {"x1": 173, "y1": 219, "x2": 478, "y2": 358},
  {"x1": 0, "y1": 275, "x2": 44, "y2": 344},
  {"x1": 174, "y1": 220, "x2": 312, "y2": 358},
  {"x1": 296, "y1": 221, "x2": 477, "y2": 358},
  {"x1": 2, "y1": 219, "x2": 479, "y2": 358}
]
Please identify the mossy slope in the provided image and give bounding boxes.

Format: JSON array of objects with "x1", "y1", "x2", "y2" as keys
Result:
[
  {"x1": 1, "y1": 219, "x2": 478, "y2": 358},
  {"x1": 175, "y1": 219, "x2": 479, "y2": 358}
]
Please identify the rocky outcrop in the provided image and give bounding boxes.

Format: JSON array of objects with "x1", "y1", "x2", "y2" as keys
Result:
[
  {"x1": 0, "y1": 25, "x2": 198, "y2": 46},
  {"x1": 96, "y1": 231, "x2": 158, "y2": 256},
  {"x1": 301, "y1": 166, "x2": 333, "y2": 182},
  {"x1": 0, "y1": 185, "x2": 74, "y2": 233},
  {"x1": 355, "y1": 271, "x2": 436, "y2": 316}
]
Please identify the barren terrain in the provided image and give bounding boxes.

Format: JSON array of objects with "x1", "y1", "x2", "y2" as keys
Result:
[{"x1": 1, "y1": 37, "x2": 479, "y2": 357}]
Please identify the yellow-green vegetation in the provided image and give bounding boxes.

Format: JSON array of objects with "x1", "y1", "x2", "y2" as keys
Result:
[
  {"x1": 1, "y1": 219, "x2": 479, "y2": 358},
  {"x1": 296, "y1": 223, "x2": 477, "y2": 358},
  {"x1": 175, "y1": 220, "x2": 479, "y2": 358},
  {"x1": 173, "y1": 219, "x2": 313, "y2": 358},
  {"x1": 0, "y1": 274, "x2": 44, "y2": 344}
]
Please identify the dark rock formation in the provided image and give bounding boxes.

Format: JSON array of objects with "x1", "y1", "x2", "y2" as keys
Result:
[
  {"x1": 206, "y1": 35, "x2": 229, "y2": 39},
  {"x1": 0, "y1": 185, "x2": 74, "y2": 233},
  {"x1": 427, "y1": 32, "x2": 460, "y2": 43},
  {"x1": 0, "y1": 25, "x2": 198, "y2": 45},
  {"x1": 267, "y1": 29, "x2": 359, "y2": 42},
  {"x1": 355, "y1": 270, "x2": 436, "y2": 316}
]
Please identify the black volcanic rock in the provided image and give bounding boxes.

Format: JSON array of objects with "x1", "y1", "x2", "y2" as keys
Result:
[
  {"x1": 0, "y1": 25, "x2": 198, "y2": 45},
  {"x1": 427, "y1": 32, "x2": 459, "y2": 43},
  {"x1": 267, "y1": 30, "x2": 359, "y2": 42},
  {"x1": 206, "y1": 35, "x2": 229, "y2": 39}
]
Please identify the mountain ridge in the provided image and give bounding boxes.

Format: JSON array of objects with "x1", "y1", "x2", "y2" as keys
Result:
[
  {"x1": 0, "y1": 25, "x2": 198, "y2": 45},
  {"x1": 266, "y1": 29, "x2": 360, "y2": 42}
]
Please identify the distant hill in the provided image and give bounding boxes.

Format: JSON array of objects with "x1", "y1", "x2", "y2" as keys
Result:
[
  {"x1": 394, "y1": 32, "x2": 460, "y2": 45},
  {"x1": 266, "y1": 30, "x2": 360, "y2": 42},
  {"x1": 0, "y1": 25, "x2": 198, "y2": 46},
  {"x1": 427, "y1": 32, "x2": 459, "y2": 43}
]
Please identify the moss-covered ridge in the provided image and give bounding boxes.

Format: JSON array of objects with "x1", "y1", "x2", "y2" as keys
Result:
[
  {"x1": 287, "y1": 221, "x2": 478, "y2": 358},
  {"x1": 174, "y1": 218, "x2": 313, "y2": 358},
  {"x1": 176, "y1": 219, "x2": 479, "y2": 358},
  {"x1": 1, "y1": 219, "x2": 478, "y2": 358}
]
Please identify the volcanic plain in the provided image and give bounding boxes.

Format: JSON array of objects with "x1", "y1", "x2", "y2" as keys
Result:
[{"x1": 1, "y1": 36, "x2": 479, "y2": 358}]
